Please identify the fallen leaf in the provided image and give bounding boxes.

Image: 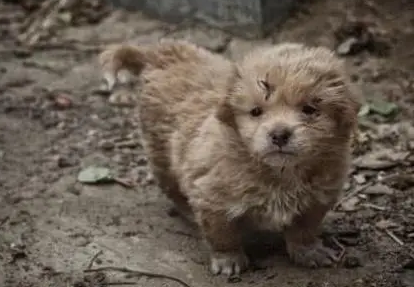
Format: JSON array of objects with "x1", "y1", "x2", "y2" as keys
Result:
[
  {"x1": 353, "y1": 151, "x2": 399, "y2": 170},
  {"x1": 375, "y1": 219, "x2": 399, "y2": 230},
  {"x1": 363, "y1": 183, "x2": 394, "y2": 195},
  {"x1": 381, "y1": 173, "x2": 414, "y2": 190},
  {"x1": 368, "y1": 99, "x2": 398, "y2": 116},
  {"x1": 77, "y1": 166, "x2": 113, "y2": 184},
  {"x1": 382, "y1": 151, "x2": 410, "y2": 162},
  {"x1": 353, "y1": 157, "x2": 396, "y2": 170}
]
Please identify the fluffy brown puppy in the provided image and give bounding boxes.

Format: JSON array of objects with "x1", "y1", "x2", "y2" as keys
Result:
[{"x1": 99, "y1": 40, "x2": 361, "y2": 276}]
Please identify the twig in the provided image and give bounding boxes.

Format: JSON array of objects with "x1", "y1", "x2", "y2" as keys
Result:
[
  {"x1": 330, "y1": 236, "x2": 346, "y2": 263},
  {"x1": 335, "y1": 183, "x2": 373, "y2": 210},
  {"x1": 113, "y1": 177, "x2": 135, "y2": 188},
  {"x1": 361, "y1": 203, "x2": 387, "y2": 211},
  {"x1": 84, "y1": 266, "x2": 191, "y2": 287},
  {"x1": 87, "y1": 250, "x2": 103, "y2": 269},
  {"x1": 384, "y1": 229, "x2": 404, "y2": 246}
]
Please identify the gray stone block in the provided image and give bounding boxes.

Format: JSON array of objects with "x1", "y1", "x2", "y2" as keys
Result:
[{"x1": 106, "y1": 0, "x2": 298, "y2": 39}]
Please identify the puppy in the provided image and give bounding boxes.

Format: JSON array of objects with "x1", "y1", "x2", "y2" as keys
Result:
[{"x1": 99, "y1": 40, "x2": 361, "y2": 276}]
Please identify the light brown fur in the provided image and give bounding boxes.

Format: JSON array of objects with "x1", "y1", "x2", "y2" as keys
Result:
[{"x1": 99, "y1": 39, "x2": 361, "y2": 276}]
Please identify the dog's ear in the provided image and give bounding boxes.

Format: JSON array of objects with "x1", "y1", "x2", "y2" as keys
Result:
[
  {"x1": 324, "y1": 81, "x2": 363, "y2": 133},
  {"x1": 216, "y1": 64, "x2": 241, "y2": 130},
  {"x1": 216, "y1": 97, "x2": 237, "y2": 130}
]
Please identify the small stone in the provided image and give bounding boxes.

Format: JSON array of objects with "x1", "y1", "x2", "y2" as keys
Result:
[
  {"x1": 343, "y1": 256, "x2": 362, "y2": 268},
  {"x1": 112, "y1": 154, "x2": 125, "y2": 164},
  {"x1": 336, "y1": 37, "x2": 360, "y2": 55},
  {"x1": 143, "y1": 172, "x2": 155, "y2": 185},
  {"x1": 87, "y1": 130, "x2": 98, "y2": 137},
  {"x1": 54, "y1": 94, "x2": 72, "y2": 109},
  {"x1": 343, "y1": 181, "x2": 351, "y2": 191},
  {"x1": 93, "y1": 83, "x2": 112, "y2": 96},
  {"x1": 354, "y1": 174, "x2": 366, "y2": 184}
]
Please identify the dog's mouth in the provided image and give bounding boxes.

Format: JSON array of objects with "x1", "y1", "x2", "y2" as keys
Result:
[{"x1": 265, "y1": 149, "x2": 296, "y2": 157}]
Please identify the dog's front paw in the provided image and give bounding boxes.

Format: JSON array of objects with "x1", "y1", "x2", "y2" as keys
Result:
[
  {"x1": 210, "y1": 251, "x2": 249, "y2": 276},
  {"x1": 99, "y1": 45, "x2": 123, "y2": 91},
  {"x1": 288, "y1": 241, "x2": 338, "y2": 268}
]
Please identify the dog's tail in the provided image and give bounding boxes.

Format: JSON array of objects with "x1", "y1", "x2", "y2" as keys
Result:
[{"x1": 99, "y1": 40, "x2": 207, "y2": 90}]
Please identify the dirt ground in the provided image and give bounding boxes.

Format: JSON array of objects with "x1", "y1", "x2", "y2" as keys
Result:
[{"x1": 1, "y1": 0, "x2": 414, "y2": 286}]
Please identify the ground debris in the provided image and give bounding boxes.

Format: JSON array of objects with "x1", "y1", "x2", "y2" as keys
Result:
[
  {"x1": 84, "y1": 266, "x2": 192, "y2": 287},
  {"x1": 334, "y1": 20, "x2": 391, "y2": 57},
  {"x1": 14, "y1": 0, "x2": 110, "y2": 46}
]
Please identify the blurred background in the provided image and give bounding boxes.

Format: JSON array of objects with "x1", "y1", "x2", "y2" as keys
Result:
[{"x1": 0, "y1": 0, "x2": 414, "y2": 287}]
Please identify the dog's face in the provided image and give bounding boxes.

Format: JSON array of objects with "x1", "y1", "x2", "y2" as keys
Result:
[{"x1": 218, "y1": 44, "x2": 361, "y2": 167}]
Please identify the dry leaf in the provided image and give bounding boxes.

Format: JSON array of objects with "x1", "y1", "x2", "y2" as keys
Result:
[{"x1": 375, "y1": 219, "x2": 398, "y2": 230}]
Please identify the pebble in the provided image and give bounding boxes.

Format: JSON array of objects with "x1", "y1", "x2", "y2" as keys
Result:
[
  {"x1": 336, "y1": 37, "x2": 360, "y2": 55},
  {"x1": 54, "y1": 94, "x2": 73, "y2": 109},
  {"x1": 354, "y1": 174, "x2": 367, "y2": 184}
]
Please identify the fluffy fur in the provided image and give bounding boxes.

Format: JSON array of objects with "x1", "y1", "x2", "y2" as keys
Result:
[{"x1": 99, "y1": 39, "x2": 361, "y2": 276}]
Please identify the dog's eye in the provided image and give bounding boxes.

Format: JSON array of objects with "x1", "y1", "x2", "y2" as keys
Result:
[
  {"x1": 302, "y1": 104, "x2": 317, "y2": 115},
  {"x1": 250, "y1": 107, "x2": 263, "y2": 117}
]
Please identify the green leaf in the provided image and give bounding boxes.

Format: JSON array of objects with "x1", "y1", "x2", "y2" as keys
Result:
[
  {"x1": 77, "y1": 166, "x2": 113, "y2": 184},
  {"x1": 368, "y1": 99, "x2": 398, "y2": 116}
]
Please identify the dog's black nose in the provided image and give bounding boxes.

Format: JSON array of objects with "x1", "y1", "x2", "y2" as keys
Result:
[{"x1": 269, "y1": 128, "x2": 292, "y2": 147}]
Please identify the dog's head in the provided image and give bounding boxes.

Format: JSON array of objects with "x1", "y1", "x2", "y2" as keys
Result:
[{"x1": 217, "y1": 43, "x2": 361, "y2": 167}]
